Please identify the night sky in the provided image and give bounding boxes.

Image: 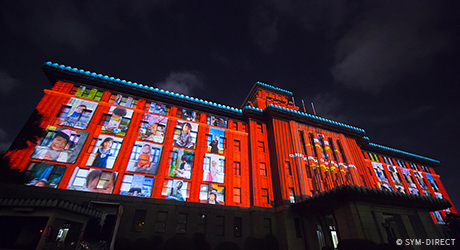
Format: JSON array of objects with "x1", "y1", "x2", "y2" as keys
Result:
[{"x1": 1, "y1": 1, "x2": 459, "y2": 207}]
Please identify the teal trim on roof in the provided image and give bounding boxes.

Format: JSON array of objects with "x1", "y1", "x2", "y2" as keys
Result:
[
  {"x1": 265, "y1": 104, "x2": 366, "y2": 135},
  {"x1": 367, "y1": 143, "x2": 440, "y2": 164},
  {"x1": 45, "y1": 62, "x2": 243, "y2": 114},
  {"x1": 255, "y1": 81, "x2": 293, "y2": 96}
]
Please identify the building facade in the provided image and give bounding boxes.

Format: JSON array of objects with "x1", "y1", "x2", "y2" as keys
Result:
[{"x1": 0, "y1": 62, "x2": 456, "y2": 250}]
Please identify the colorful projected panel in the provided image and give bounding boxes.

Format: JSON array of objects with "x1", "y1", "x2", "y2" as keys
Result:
[
  {"x1": 168, "y1": 148, "x2": 194, "y2": 180},
  {"x1": 24, "y1": 163, "x2": 66, "y2": 188},
  {"x1": 57, "y1": 98, "x2": 98, "y2": 130},
  {"x1": 371, "y1": 162, "x2": 388, "y2": 183},
  {"x1": 162, "y1": 179, "x2": 189, "y2": 201},
  {"x1": 207, "y1": 114, "x2": 228, "y2": 128},
  {"x1": 74, "y1": 86, "x2": 104, "y2": 101},
  {"x1": 200, "y1": 184, "x2": 225, "y2": 205},
  {"x1": 377, "y1": 182, "x2": 394, "y2": 192},
  {"x1": 148, "y1": 100, "x2": 167, "y2": 115},
  {"x1": 173, "y1": 120, "x2": 198, "y2": 149},
  {"x1": 67, "y1": 168, "x2": 117, "y2": 194},
  {"x1": 207, "y1": 127, "x2": 225, "y2": 155},
  {"x1": 203, "y1": 154, "x2": 225, "y2": 184},
  {"x1": 120, "y1": 174, "x2": 154, "y2": 197},
  {"x1": 387, "y1": 165, "x2": 402, "y2": 185},
  {"x1": 31, "y1": 126, "x2": 89, "y2": 164},
  {"x1": 113, "y1": 94, "x2": 136, "y2": 109},
  {"x1": 414, "y1": 171, "x2": 428, "y2": 190},
  {"x1": 401, "y1": 169, "x2": 417, "y2": 188},
  {"x1": 101, "y1": 106, "x2": 133, "y2": 137},
  {"x1": 138, "y1": 114, "x2": 168, "y2": 143},
  {"x1": 180, "y1": 108, "x2": 198, "y2": 122},
  {"x1": 126, "y1": 142, "x2": 163, "y2": 175},
  {"x1": 86, "y1": 135, "x2": 123, "y2": 169},
  {"x1": 426, "y1": 174, "x2": 440, "y2": 192},
  {"x1": 408, "y1": 187, "x2": 420, "y2": 195},
  {"x1": 394, "y1": 185, "x2": 405, "y2": 193}
]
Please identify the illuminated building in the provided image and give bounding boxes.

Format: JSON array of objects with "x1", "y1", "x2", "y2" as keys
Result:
[{"x1": 0, "y1": 62, "x2": 455, "y2": 249}]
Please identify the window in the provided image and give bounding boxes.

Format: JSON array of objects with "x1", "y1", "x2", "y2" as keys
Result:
[
  {"x1": 262, "y1": 188, "x2": 269, "y2": 204},
  {"x1": 260, "y1": 163, "x2": 267, "y2": 176},
  {"x1": 309, "y1": 133, "x2": 318, "y2": 158},
  {"x1": 285, "y1": 161, "x2": 292, "y2": 176},
  {"x1": 207, "y1": 114, "x2": 228, "y2": 128},
  {"x1": 176, "y1": 213, "x2": 188, "y2": 234},
  {"x1": 336, "y1": 140, "x2": 348, "y2": 165},
  {"x1": 234, "y1": 140, "x2": 241, "y2": 152},
  {"x1": 146, "y1": 100, "x2": 168, "y2": 115},
  {"x1": 24, "y1": 163, "x2": 66, "y2": 188},
  {"x1": 396, "y1": 159, "x2": 406, "y2": 168},
  {"x1": 420, "y1": 165, "x2": 430, "y2": 172},
  {"x1": 299, "y1": 131, "x2": 307, "y2": 155},
  {"x1": 289, "y1": 188, "x2": 295, "y2": 203},
  {"x1": 197, "y1": 214, "x2": 206, "y2": 234},
  {"x1": 216, "y1": 216, "x2": 225, "y2": 236},
  {"x1": 109, "y1": 93, "x2": 138, "y2": 109},
  {"x1": 120, "y1": 174, "x2": 154, "y2": 197},
  {"x1": 234, "y1": 217, "x2": 242, "y2": 237},
  {"x1": 409, "y1": 162, "x2": 418, "y2": 171},
  {"x1": 72, "y1": 85, "x2": 104, "y2": 101},
  {"x1": 257, "y1": 123, "x2": 263, "y2": 133},
  {"x1": 232, "y1": 122, "x2": 238, "y2": 130},
  {"x1": 154, "y1": 211, "x2": 168, "y2": 233},
  {"x1": 258, "y1": 141, "x2": 265, "y2": 153},
  {"x1": 234, "y1": 188, "x2": 241, "y2": 203},
  {"x1": 263, "y1": 218, "x2": 272, "y2": 235},
  {"x1": 131, "y1": 210, "x2": 146, "y2": 232},
  {"x1": 234, "y1": 161, "x2": 241, "y2": 175},
  {"x1": 329, "y1": 138, "x2": 338, "y2": 162}
]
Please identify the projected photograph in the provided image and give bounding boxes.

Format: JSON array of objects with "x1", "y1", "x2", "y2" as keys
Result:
[
  {"x1": 31, "y1": 126, "x2": 88, "y2": 164},
  {"x1": 387, "y1": 165, "x2": 402, "y2": 185},
  {"x1": 207, "y1": 114, "x2": 228, "y2": 128},
  {"x1": 423, "y1": 190, "x2": 431, "y2": 196},
  {"x1": 173, "y1": 120, "x2": 198, "y2": 149},
  {"x1": 24, "y1": 163, "x2": 66, "y2": 188},
  {"x1": 148, "y1": 100, "x2": 167, "y2": 115},
  {"x1": 126, "y1": 142, "x2": 162, "y2": 175},
  {"x1": 120, "y1": 174, "x2": 154, "y2": 197},
  {"x1": 57, "y1": 98, "x2": 98, "y2": 129},
  {"x1": 101, "y1": 106, "x2": 134, "y2": 137},
  {"x1": 138, "y1": 113, "x2": 168, "y2": 143},
  {"x1": 372, "y1": 162, "x2": 388, "y2": 183},
  {"x1": 113, "y1": 94, "x2": 136, "y2": 109},
  {"x1": 401, "y1": 169, "x2": 417, "y2": 188},
  {"x1": 414, "y1": 171, "x2": 428, "y2": 190},
  {"x1": 203, "y1": 154, "x2": 225, "y2": 184},
  {"x1": 168, "y1": 148, "x2": 194, "y2": 180},
  {"x1": 433, "y1": 211, "x2": 444, "y2": 224},
  {"x1": 162, "y1": 179, "x2": 189, "y2": 202},
  {"x1": 86, "y1": 135, "x2": 123, "y2": 169},
  {"x1": 394, "y1": 185, "x2": 405, "y2": 193},
  {"x1": 200, "y1": 184, "x2": 225, "y2": 205},
  {"x1": 67, "y1": 168, "x2": 117, "y2": 194},
  {"x1": 426, "y1": 174, "x2": 440, "y2": 192},
  {"x1": 435, "y1": 192, "x2": 443, "y2": 199},
  {"x1": 408, "y1": 187, "x2": 420, "y2": 195},
  {"x1": 378, "y1": 182, "x2": 393, "y2": 192},
  {"x1": 207, "y1": 127, "x2": 225, "y2": 154},
  {"x1": 180, "y1": 108, "x2": 198, "y2": 122},
  {"x1": 74, "y1": 86, "x2": 105, "y2": 101}
]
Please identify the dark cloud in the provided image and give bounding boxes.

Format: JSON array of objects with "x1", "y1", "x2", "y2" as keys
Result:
[
  {"x1": 155, "y1": 72, "x2": 204, "y2": 96},
  {"x1": 331, "y1": 1, "x2": 453, "y2": 93},
  {"x1": 0, "y1": 70, "x2": 21, "y2": 94}
]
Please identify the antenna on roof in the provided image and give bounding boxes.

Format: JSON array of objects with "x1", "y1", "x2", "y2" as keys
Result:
[
  {"x1": 311, "y1": 103, "x2": 317, "y2": 116},
  {"x1": 301, "y1": 100, "x2": 307, "y2": 113}
]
